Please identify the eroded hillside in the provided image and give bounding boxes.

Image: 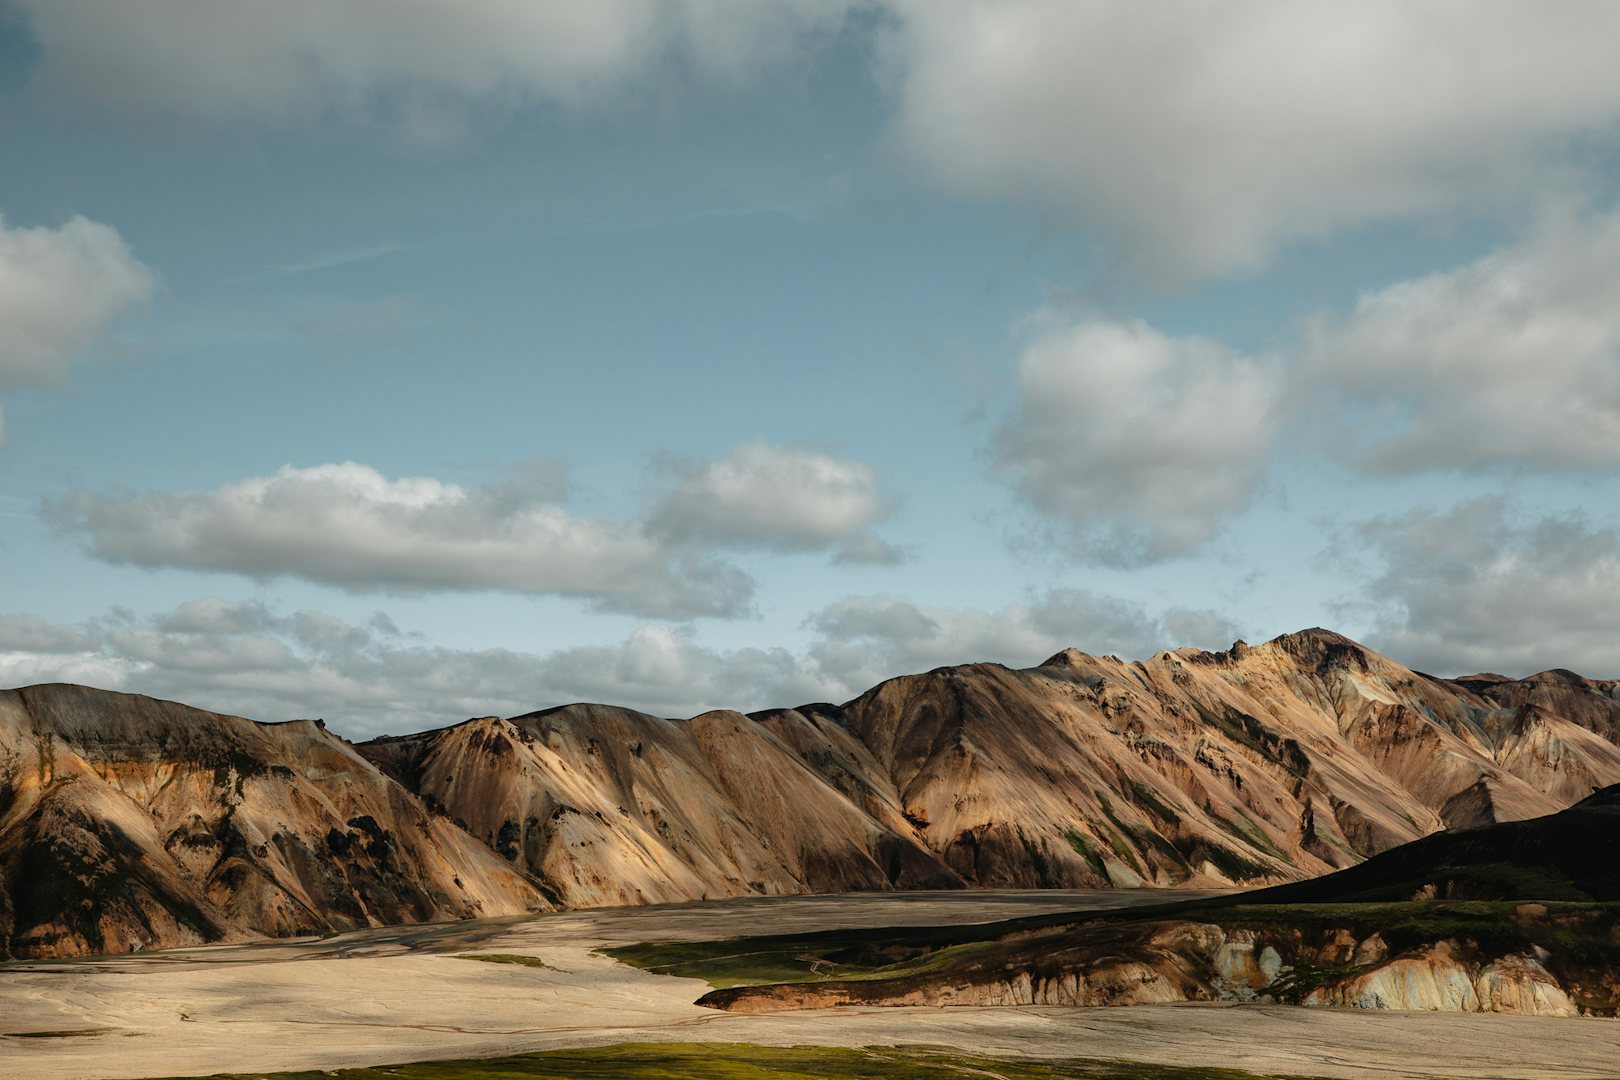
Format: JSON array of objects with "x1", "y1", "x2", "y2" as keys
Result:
[
  {"x1": 0, "y1": 685, "x2": 543, "y2": 959},
  {"x1": 362, "y1": 629, "x2": 1620, "y2": 908},
  {"x1": 4, "y1": 628, "x2": 1619, "y2": 959}
]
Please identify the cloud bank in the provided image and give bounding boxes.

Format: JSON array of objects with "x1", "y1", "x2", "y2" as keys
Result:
[
  {"x1": 884, "y1": 0, "x2": 1620, "y2": 279},
  {"x1": 647, "y1": 441, "x2": 900, "y2": 564},
  {"x1": 14, "y1": 1, "x2": 859, "y2": 144},
  {"x1": 1306, "y1": 209, "x2": 1620, "y2": 475},
  {"x1": 1350, "y1": 498, "x2": 1620, "y2": 679},
  {"x1": 44, "y1": 446, "x2": 900, "y2": 618},
  {"x1": 994, "y1": 207, "x2": 1620, "y2": 564},
  {"x1": 16, "y1": 5, "x2": 1620, "y2": 272},
  {"x1": 0, "y1": 590, "x2": 1239, "y2": 738}
]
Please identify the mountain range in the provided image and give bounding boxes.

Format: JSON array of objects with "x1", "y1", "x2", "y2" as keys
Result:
[{"x1": 3, "y1": 628, "x2": 1618, "y2": 959}]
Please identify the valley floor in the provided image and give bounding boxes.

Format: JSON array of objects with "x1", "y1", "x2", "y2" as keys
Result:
[{"x1": 3, "y1": 890, "x2": 1619, "y2": 1080}]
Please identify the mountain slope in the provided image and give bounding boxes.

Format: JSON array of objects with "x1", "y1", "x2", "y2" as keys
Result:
[
  {"x1": 362, "y1": 629, "x2": 1620, "y2": 908},
  {"x1": 4, "y1": 627, "x2": 1620, "y2": 960},
  {"x1": 1235, "y1": 782, "x2": 1620, "y2": 904},
  {"x1": 360, "y1": 704, "x2": 961, "y2": 908},
  {"x1": 0, "y1": 684, "x2": 543, "y2": 959}
]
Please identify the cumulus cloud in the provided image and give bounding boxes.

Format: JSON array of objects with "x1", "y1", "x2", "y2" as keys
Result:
[
  {"x1": 881, "y1": 1, "x2": 1620, "y2": 279},
  {"x1": 0, "y1": 614, "x2": 100, "y2": 654},
  {"x1": 647, "y1": 441, "x2": 900, "y2": 564},
  {"x1": 0, "y1": 591, "x2": 1241, "y2": 737},
  {"x1": 1349, "y1": 497, "x2": 1620, "y2": 678},
  {"x1": 1305, "y1": 209, "x2": 1620, "y2": 475},
  {"x1": 14, "y1": 1, "x2": 858, "y2": 144},
  {"x1": 992, "y1": 206, "x2": 1620, "y2": 560},
  {"x1": 43, "y1": 460, "x2": 752, "y2": 619},
  {"x1": 43, "y1": 445, "x2": 900, "y2": 618},
  {"x1": 0, "y1": 214, "x2": 156, "y2": 443},
  {"x1": 993, "y1": 316, "x2": 1279, "y2": 565}
]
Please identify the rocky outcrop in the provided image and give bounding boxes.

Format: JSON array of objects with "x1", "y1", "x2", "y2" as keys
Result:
[
  {"x1": 701, "y1": 921, "x2": 1610, "y2": 1017},
  {"x1": 1302, "y1": 945, "x2": 1578, "y2": 1015}
]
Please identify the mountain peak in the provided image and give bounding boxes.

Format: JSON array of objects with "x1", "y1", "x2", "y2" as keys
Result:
[
  {"x1": 1039, "y1": 646, "x2": 1094, "y2": 669},
  {"x1": 1267, "y1": 627, "x2": 1375, "y2": 672}
]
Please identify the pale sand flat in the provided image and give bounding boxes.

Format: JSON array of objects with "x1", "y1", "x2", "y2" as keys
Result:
[{"x1": 3, "y1": 891, "x2": 1617, "y2": 1080}]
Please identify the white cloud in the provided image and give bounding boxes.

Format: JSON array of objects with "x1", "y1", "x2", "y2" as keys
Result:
[
  {"x1": 993, "y1": 316, "x2": 1279, "y2": 565},
  {"x1": 881, "y1": 1, "x2": 1620, "y2": 279},
  {"x1": 0, "y1": 614, "x2": 99, "y2": 654},
  {"x1": 991, "y1": 205, "x2": 1620, "y2": 562},
  {"x1": 534, "y1": 625, "x2": 842, "y2": 717},
  {"x1": 15, "y1": 1, "x2": 858, "y2": 144},
  {"x1": 1305, "y1": 209, "x2": 1620, "y2": 474},
  {"x1": 0, "y1": 601, "x2": 546, "y2": 734},
  {"x1": 0, "y1": 591, "x2": 1241, "y2": 737},
  {"x1": 44, "y1": 460, "x2": 751, "y2": 619},
  {"x1": 18, "y1": 4, "x2": 1620, "y2": 273},
  {"x1": 44, "y1": 445, "x2": 902, "y2": 618},
  {"x1": 1350, "y1": 497, "x2": 1620, "y2": 678},
  {"x1": 0, "y1": 214, "x2": 155, "y2": 444},
  {"x1": 647, "y1": 441, "x2": 900, "y2": 563},
  {"x1": 0, "y1": 600, "x2": 850, "y2": 734}
]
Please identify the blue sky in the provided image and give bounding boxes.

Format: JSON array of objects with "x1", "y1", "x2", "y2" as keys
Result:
[{"x1": 3, "y1": 3, "x2": 1620, "y2": 735}]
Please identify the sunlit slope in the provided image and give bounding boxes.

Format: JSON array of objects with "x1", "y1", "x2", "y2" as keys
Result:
[
  {"x1": 4, "y1": 628, "x2": 1617, "y2": 959},
  {"x1": 0, "y1": 684, "x2": 542, "y2": 958},
  {"x1": 365, "y1": 629, "x2": 1620, "y2": 907}
]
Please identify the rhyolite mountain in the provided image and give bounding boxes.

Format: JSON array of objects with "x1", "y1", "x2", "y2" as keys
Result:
[
  {"x1": 0, "y1": 685, "x2": 539, "y2": 959},
  {"x1": 3, "y1": 629, "x2": 1619, "y2": 959},
  {"x1": 359, "y1": 629, "x2": 1620, "y2": 905}
]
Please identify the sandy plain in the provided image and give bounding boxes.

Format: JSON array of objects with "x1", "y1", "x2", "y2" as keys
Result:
[{"x1": 3, "y1": 889, "x2": 1619, "y2": 1080}]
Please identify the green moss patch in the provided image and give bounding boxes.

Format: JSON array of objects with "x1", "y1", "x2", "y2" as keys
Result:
[
  {"x1": 601, "y1": 931, "x2": 996, "y2": 990},
  {"x1": 455, "y1": 953, "x2": 561, "y2": 971}
]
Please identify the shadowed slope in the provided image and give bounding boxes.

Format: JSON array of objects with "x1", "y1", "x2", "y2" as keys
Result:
[
  {"x1": 1233, "y1": 783, "x2": 1620, "y2": 905},
  {"x1": 692, "y1": 787, "x2": 1620, "y2": 1017}
]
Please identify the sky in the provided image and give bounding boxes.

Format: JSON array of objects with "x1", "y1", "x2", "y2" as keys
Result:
[{"x1": 3, "y1": 2, "x2": 1620, "y2": 737}]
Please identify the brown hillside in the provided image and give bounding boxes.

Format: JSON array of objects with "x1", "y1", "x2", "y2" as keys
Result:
[
  {"x1": 5, "y1": 628, "x2": 1619, "y2": 959},
  {"x1": 0, "y1": 685, "x2": 542, "y2": 959},
  {"x1": 362, "y1": 629, "x2": 1620, "y2": 908}
]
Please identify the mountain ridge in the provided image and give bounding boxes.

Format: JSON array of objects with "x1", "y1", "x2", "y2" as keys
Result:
[{"x1": 3, "y1": 628, "x2": 1619, "y2": 959}]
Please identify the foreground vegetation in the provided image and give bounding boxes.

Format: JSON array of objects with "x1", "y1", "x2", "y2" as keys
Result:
[
  {"x1": 601, "y1": 925, "x2": 998, "y2": 989},
  {"x1": 166, "y1": 1041, "x2": 1317, "y2": 1079},
  {"x1": 605, "y1": 900, "x2": 1620, "y2": 996}
]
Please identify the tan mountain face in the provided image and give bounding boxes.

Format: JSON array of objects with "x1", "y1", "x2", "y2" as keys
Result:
[
  {"x1": 0, "y1": 685, "x2": 543, "y2": 959},
  {"x1": 4, "y1": 628, "x2": 1619, "y2": 959},
  {"x1": 360, "y1": 629, "x2": 1620, "y2": 909}
]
